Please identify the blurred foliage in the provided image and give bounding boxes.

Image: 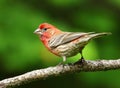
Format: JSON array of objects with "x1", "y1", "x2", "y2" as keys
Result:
[{"x1": 0, "y1": 0, "x2": 120, "y2": 88}]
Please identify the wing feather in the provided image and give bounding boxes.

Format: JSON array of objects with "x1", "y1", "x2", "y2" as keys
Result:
[{"x1": 48, "y1": 32, "x2": 92, "y2": 48}]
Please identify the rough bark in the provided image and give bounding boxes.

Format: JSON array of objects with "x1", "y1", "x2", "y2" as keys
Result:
[{"x1": 0, "y1": 59, "x2": 120, "y2": 88}]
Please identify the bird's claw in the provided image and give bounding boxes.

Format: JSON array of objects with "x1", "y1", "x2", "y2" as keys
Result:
[
  {"x1": 57, "y1": 62, "x2": 64, "y2": 66},
  {"x1": 74, "y1": 58, "x2": 85, "y2": 65}
]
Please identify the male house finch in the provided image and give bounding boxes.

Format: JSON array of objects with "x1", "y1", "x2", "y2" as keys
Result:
[{"x1": 34, "y1": 23, "x2": 110, "y2": 63}]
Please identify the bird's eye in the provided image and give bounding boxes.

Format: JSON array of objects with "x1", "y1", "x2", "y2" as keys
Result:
[{"x1": 43, "y1": 28, "x2": 48, "y2": 32}]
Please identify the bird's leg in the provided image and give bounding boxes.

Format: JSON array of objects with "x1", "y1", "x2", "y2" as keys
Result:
[
  {"x1": 63, "y1": 56, "x2": 66, "y2": 62},
  {"x1": 74, "y1": 50, "x2": 85, "y2": 65},
  {"x1": 80, "y1": 50, "x2": 85, "y2": 63},
  {"x1": 57, "y1": 56, "x2": 66, "y2": 66}
]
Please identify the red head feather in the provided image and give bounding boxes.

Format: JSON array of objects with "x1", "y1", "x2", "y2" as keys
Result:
[{"x1": 39, "y1": 23, "x2": 56, "y2": 29}]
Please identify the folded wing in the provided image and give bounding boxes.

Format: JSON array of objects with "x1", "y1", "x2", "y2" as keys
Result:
[{"x1": 48, "y1": 32, "x2": 92, "y2": 48}]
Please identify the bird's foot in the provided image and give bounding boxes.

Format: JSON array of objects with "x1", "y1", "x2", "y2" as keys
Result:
[
  {"x1": 57, "y1": 62, "x2": 63, "y2": 66},
  {"x1": 68, "y1": 63, "x2": 74, "y2": 65},
  {"x1": 74, "y1": 57, "x2": 85, "y2": 65}
]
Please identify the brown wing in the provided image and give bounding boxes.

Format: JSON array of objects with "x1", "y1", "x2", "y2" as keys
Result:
[{"x1": 48, "y1": 32, "x2": 92, "y2": 48}]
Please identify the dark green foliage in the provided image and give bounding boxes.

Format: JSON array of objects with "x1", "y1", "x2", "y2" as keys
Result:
[{"x1": 0, "y1": 0, "x2": 120, "y2": 88}]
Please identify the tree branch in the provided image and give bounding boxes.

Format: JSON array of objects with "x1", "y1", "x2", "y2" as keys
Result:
[{"x1": 0, "y1": 59, "x2": 120, "y2": 88}]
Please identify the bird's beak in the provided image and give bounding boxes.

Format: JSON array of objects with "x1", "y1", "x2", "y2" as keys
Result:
[{"x1": 34, "y1": 28, "x2": 43, "y2": 35}]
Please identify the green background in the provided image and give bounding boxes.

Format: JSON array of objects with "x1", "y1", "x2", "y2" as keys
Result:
[{"x1": 0, "y1": 0, "x2": 120, "y2": 88}]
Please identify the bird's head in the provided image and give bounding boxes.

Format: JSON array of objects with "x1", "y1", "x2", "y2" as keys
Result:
[{"x1": 34, "y1": 23, "x2": 62, "y2": 39}]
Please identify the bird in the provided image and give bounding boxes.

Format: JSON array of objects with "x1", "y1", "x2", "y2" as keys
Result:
[{"x1": 34, "y1": 23, "x2": 111, "y2": 64}]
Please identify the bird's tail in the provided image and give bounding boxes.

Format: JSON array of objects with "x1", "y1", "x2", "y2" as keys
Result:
[{"x1": 88, "y1": 32, "x2": 111, "y2": 40}]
